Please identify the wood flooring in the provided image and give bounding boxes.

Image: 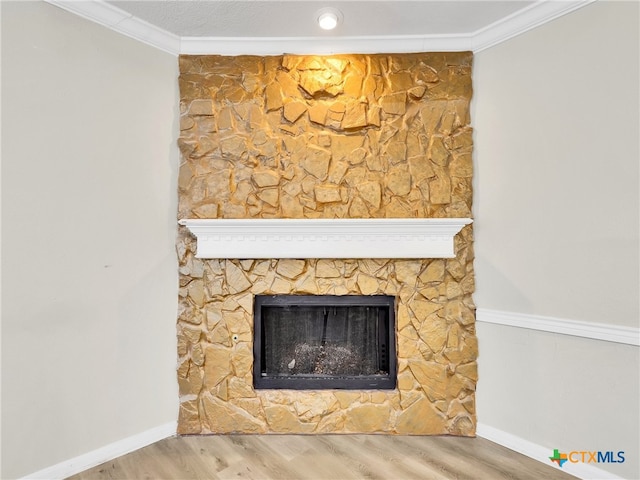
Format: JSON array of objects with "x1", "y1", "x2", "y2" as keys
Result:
[{"x1": 67, "y1": 434, "x2": 578, "y2": 480}]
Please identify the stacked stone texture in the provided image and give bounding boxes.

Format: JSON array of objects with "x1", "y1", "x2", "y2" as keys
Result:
[{"x1": 177, "y1": 52, "x2": 477, "y2": 436}]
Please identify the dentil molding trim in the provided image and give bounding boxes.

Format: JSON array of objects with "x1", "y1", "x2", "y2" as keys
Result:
[
  {"x1": 45, "y1": 0, "x2": 595, "y2": 56},
  {"x1": 179, "y1": 218, "x2": 473, "y2": 259}
]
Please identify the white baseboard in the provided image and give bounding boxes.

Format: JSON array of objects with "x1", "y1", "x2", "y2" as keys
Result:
[
  {"x1": 22, "y1": 422, "x2": 177, "y2": 480},
  {"x1": 476, "y1": 308, "x2": 639, "y2": 346},
  {"x1": 477, "y1": 423, "x2": 624, "y2": 480}
]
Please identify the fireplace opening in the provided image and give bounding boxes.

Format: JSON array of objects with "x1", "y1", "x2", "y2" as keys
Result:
[{"x1": 253, "y1": 295, "x2": 396, "y2": 390}]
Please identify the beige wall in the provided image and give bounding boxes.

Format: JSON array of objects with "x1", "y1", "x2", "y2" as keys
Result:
[
  {"x1": 473, "y1": 2, "x2": 639, "y2": 478},
  {"x1": 473, "y1": 1, "x2": 639, "y2": 326},
  {"x1": 1, "y1": 2, "x2": 180, "y2": 478}
]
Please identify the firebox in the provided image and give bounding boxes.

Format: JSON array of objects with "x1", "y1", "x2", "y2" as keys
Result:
[{"x1": 253, "y1": 295, "x2": 396, "y2": 390}]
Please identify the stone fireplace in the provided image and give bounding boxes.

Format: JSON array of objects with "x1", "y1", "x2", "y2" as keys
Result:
[{"x1": 176, "y1": 52, "x2": 477, "y2": 436}]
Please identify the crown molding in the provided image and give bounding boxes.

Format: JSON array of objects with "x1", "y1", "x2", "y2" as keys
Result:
[
  {"x1": 178, "y1": 218, "x2": 473, "y2": 259},
  {"x1": 43, "y1": 0, "x2": 181, "y2": 55},
  {"x1": 45, "y1": 0, "x2": 595, "y2": 56},
  {"x1": 180, "y1": 34, "x2": 473, "y2": 56},
  {"x1": 472, "y1": 0, "x2": 597, "y2": 52}
]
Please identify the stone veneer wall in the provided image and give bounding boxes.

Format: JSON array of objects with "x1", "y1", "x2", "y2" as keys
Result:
[{"x1": 176, "y1": 52, "x2": 477, "y2": 436}]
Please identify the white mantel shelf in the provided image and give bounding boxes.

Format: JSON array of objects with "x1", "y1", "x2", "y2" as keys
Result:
[{"x1": 178, "y1": 218, "x2": 473, "y2": 259}]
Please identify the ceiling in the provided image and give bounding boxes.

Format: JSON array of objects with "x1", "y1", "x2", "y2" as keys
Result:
[
  {"x1": 46, "y1": 0, "x2": 593, "y2": 55},
  {"x1": 105, "y1": 1, "x2": 534, "y2": 38}
]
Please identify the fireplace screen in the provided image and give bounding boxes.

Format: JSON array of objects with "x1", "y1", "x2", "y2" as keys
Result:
[{"x1": 253, "y1": 295, "x2": 396, "y2": 390}]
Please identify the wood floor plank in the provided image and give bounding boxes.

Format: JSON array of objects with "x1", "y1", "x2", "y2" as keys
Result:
[
  {"x1": 317, "y1": 435, "x2": 448, "y2": 480},
  {"x1": 360, "y1": 435, "x2": 462, "y2": 479},
  {"x1": 387, "y1": 435, "x2": 509, "y2": 479},
  {"x1": 67, "y1": 434, "x2": 579, "y2": 480},
  {"x1": 216, "y1": 435, "x2": 308, "y2": 480},
  {"x1": 274, "y1": 437, "x2": 360, "y2": 479}
]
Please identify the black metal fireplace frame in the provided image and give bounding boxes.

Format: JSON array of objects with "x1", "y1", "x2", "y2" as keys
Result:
[{"x1": 253, "y1": 294, "x2": 397, "y2": 390}]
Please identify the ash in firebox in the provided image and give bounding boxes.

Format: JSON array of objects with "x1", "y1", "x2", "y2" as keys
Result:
[{"x1": 279, "y1": 342, "x2": 375, "y2": 376}]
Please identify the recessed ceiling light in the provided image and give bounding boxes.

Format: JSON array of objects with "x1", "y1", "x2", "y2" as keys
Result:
[{"x1": 316, "y1": 7, "x2": 343, "y2": 31}]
